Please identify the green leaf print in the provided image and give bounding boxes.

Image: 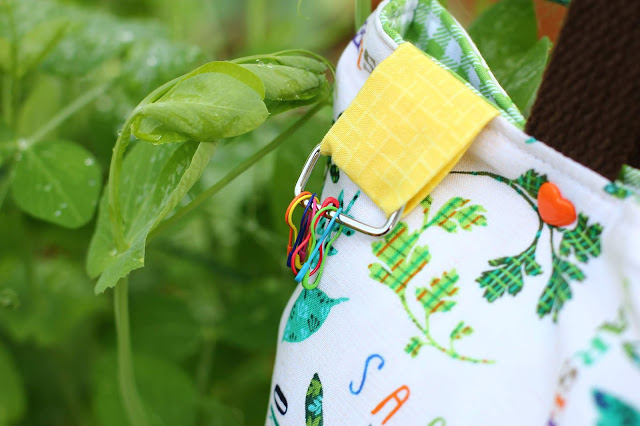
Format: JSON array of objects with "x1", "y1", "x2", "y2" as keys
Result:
[
  {"x1": 477, "y1": 243, "x2": 542, "y2": 302},
  {"x1": 537, "y1": 255, "x2": 585, "y2": 320},
  {"x1": 305, "y1": 373, "x2": 323, "y2": 426},
  {"x1": 282, "y1": 288, "x2": 347, "y2": 343},
  {"x1": 452, "y1": 169, "x2": 604, "y2": 322},
  {"x1": 416, "y1": 269, "x2": 459, "y2": 314},
  {"x1": 369, "y1": 196, "x2": 493, "y2": 364},
  {"x1": 515, "y1": 169, "x2": 548, "y2": 198},
  {"x1": 623, "y1": 342, "x2": 640, "y2": 369},
  {"x1": 420, "y1": 196, "x2": 487, "y2": 233},
  {"x1": 559, "y1": 213, "x2": 603, "y2": 262}
]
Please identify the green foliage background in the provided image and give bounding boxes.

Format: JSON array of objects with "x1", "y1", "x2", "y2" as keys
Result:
[{"x1": 0, "y1": 0, "x2": 550, "y2": 424}]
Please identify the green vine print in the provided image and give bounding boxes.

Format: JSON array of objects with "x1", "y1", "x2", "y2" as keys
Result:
[
  {"x1": 451, "y1": 170, "x2": 603, "y2": 322},
  {"x1": 369, "y1": 196, "x2": 493, "y2": 364},
  {"x1": 305, "y1": 373, "x2": 323, "y2": 426}
]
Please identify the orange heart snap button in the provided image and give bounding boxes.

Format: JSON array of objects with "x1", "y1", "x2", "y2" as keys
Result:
[{"x1": 537, "y1": 182, "x2": 576, "y2": 227}]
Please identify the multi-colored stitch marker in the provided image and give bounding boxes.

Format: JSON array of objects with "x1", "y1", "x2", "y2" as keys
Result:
[{"x1": 284, "y1": 192, "x2": 345, "y2": 289}]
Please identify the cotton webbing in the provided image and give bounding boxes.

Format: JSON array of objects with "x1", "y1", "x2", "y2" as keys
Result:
[{"x1": 320, "y1": 43, "x2": 498, "y2": 218}]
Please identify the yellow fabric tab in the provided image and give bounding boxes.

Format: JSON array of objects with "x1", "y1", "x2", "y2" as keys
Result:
[{"x1": 320, "y1": 43, "x2": 499, "y2": 217}]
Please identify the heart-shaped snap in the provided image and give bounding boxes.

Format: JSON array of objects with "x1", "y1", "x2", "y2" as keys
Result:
[{"x1": 537, "y1": 182, "x2": 576, "y2": 227}]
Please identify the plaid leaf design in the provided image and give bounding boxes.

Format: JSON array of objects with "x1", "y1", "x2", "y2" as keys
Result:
[
  {"x1": 416, "y1": 269, "x2": 459, "y2": 314},
  {"x1": 369, "y1": 223, "x2": 432, "y2": 298},
  {"x1": 305, "y1": 373, "x2": 323, "y2": 426},
  {"x1": 515, "y1": 169, "x2": 548, "y2": 198},
  {"x1": 421, "y1": 196, "x2": 488, "y2": 233},
  {"x1": 405, "y1": 336, "x2": 425, "y2": 358},
  {"x1": 537, "y1": 255, "x2": 585, "y2": 320},
  {"x1": 559, "y1": 213, "x2": 603, "y2": 262},
  {"x1": 450, "y1": 321, "x2": 474, "y2": 341},
  {"x1": 477, "y1": 244, "x2": 542, "y2": 302}
]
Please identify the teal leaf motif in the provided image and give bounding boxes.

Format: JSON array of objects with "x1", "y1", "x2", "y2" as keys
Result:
[
  {"x1": 305, "y1": 373, "x2": 323, "y2": 426},
  {"x1": 623, "y1": 341, "x2": 640, "y2": 369},
  {"x1": 593, "y1": 389, "x2": 640, "y2": 425},
  {"x1": 282, "y1": 288, "x2": 347, "y2": 343}
]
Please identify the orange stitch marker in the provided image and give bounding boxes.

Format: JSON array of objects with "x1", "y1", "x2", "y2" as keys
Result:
[{"x1": 371, "y1": 385, "x2": 410, "y2": 425}]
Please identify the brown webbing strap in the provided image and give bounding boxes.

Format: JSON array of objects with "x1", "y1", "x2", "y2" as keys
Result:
[{"x1": 525, "y1": 0, "x2": 640, "y2": 180}]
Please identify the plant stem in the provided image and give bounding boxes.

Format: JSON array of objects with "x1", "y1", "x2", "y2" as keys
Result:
[
  {"x1": 107, "y1": 77, "x2": 180, "y2": 252},
  {"x1": 355, "y1": 0, "x2": 371, "y2": 30},
  {"x1": 449, "y1": 171, "x2": 539, "y2": 212},
  {"x1": 114, "y1": 278, "x2": 149, "y2": 426},
  {"x1": 24, "y1": 82, "x2": 111, "y2": 148},
  {"x1": 148, "y1": 101, "x2": 327, "y2": 239}
]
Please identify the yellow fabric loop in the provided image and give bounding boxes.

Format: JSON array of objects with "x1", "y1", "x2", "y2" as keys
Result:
[{"x1": 320, "y1": 43, "x2": 499, "y2": 218}]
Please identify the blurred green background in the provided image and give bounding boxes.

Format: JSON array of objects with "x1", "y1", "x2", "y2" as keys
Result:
[{"x1": 0, "y1": 0, "x2": 563, "y2": 425}]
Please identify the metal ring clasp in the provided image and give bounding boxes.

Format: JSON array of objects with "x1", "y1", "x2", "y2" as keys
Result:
[{"x1": 294, "y1": 144, "x2": 404, "y2": 237}]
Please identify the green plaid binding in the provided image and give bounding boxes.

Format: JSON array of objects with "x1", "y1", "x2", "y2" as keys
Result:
[{"x1": 379, "y1": 0, "x2": 526, "y2": 127}]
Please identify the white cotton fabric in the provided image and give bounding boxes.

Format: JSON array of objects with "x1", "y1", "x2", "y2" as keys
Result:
[{"x1": 266, "y1": 3, "x2": 640, "y2": 425}]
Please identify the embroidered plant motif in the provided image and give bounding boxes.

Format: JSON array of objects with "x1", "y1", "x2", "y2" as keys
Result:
[
  {"x1": 305, "y1": 373, "x2": 323, "y2": 426},
  {"x1": 593, "y1": 389, "x2": 640, "y2": 424},
  {"x1": 282, "y1": 288, "x2": 348, "y2": 343},
  {"x1": 452, "y1": 170, "x2": 604, "y2": 322},
  {"x1": 368, "y1": 196, "x2": 493, "y2": 364}
]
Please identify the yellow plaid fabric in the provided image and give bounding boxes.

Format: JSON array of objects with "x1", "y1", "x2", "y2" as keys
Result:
[{"x1": 320, "y1": 43, "x2": 499, "y2": 218}]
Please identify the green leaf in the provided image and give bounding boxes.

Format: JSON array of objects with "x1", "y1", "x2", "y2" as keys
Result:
[
  {"x1": 424, "y1": 197, "x2": 482, "y2": 232},
  {"x1": 537, "y1": 256, "x2": 584, "y2": 321},
  {"x1": 559, "y1": 213, "x2": 603, "y2": 262},
  {"x1": 515, "y1": 169, "x2": 548, "y2": 198},
  {"x1": 92, "y1": 352, "x2": 198, "y2": 426},
  {"x1": 273, "y1": 54, "x2": 328, "y2": 74},
  {"x1": 498, "y1": 37, "x2": 551, "y2": 115},
  {"x1": 454, "y1": 204, "x2": 487, "y2": 230},
  {"x1": 0, "y1": 340, "x2": 25, "y2": 425},
  {"x1": 468, "y1": 0, "x2": 547, "y2": 114},
  {"x1": 240, "y1": 64, "x2": 326, "y2": 101},
  {"x1": 0, "y1": 257, "x2": 104, "y2": 346},
  {"x1": 416, "y1": 269, "x2": 459, "y2": 314},
  {"x1": 130, "y1": 294, "x2": 199, "y2": 361},
  {"x1": 17, "y1": 75, "x2": 62, "y2": 138},
  {"x1": 88, "y1": 141, "x2": 216, "y2": 293},
  {"x1": 305, "y1": 373, "x2": 323, "y2": 426},
  {"x1": 132, "y1": 70, "x2": 268, "y2": 144},
  {"x1": 11, "y1": 140, "x2": 101, "y2": 228},
  {"x1": 18, "y1": 17, "x2": 69, "y2": 76},
  {"x1": 181, "y1": 61, "x2": 265, "y2": 98},
  {"x1": 477, "y1": 244, "x2": 542, "y2": 302}
]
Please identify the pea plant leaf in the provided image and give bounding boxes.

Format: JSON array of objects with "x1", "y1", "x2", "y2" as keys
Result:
[
  {"x1": 558, "y1": 213, "x2": 603, "y2": 262},
  {"x1": 0, "y1": 340, "x2": 25, "y2": 425},
  {"x1": 87, "y1": 141, "x2": 217, "y2": 293},
  {"x1": 17, "y1": 17, "x2": 69, "y2": 76},
  {"x1": 240, "y1": 63, "x2": 329, "y2": 115},
  {"x1": 477, "y1": 244, "x2": 542, "y2": 302},
  {"x1": 469, "y1": 0, "x2": 550, "y2": 116},
  {"x1": 10, "y1": 140, "x2": 101, "y2": 228},
  {"x1": 132, "y1": 64, "x2": 268, "y2": 144},
  {"x1": 515, "y1": 169, "x2": 548, "y2": 198},
  {"x1": 415, "y1": 269, "x2": 459, "y2": 314}
]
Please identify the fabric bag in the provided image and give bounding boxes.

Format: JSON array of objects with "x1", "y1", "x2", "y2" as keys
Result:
[{"x1": 267, "y1": 1, "x2": 640, "y2": 424}]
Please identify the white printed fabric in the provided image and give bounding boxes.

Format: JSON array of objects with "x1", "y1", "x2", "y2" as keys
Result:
[{"x1": 266, "y1": 2, "x2": 640, "y2": 425}]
